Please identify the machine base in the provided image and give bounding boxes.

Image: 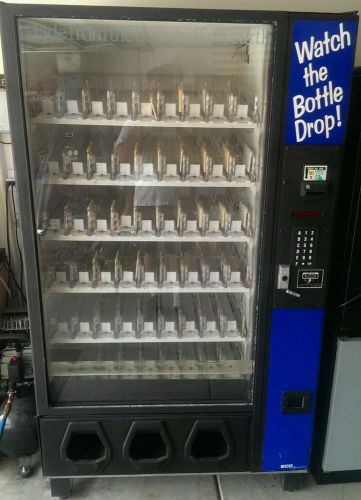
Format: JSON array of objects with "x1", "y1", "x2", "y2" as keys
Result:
[
  {"x1": 40, "y1": 414, "x2": 252, "y2": 477},
  {"x1": 50, "y1": 478, "x2": 73, "y2": 499}
]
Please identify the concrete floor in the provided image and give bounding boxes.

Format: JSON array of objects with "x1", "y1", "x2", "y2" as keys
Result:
[{"x1": 1, "y1": 455, "x2": 361, "y2": 500}]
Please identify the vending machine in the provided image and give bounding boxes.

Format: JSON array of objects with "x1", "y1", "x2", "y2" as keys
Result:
[
  {"x1": 0, "y1": 4, "x2": 357, "y2": 497},
  {"x1": 311, "y1": 68, "x2": 361, "y2": 484}
]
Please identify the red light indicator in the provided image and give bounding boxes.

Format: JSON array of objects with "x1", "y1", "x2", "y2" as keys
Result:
[{"x1": 292, "y1": 210, "x2": 322, "y2": 218}]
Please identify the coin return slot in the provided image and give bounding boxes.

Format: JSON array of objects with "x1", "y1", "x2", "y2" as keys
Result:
[{"x1": 282, "y1": 391, "x2": 312, "y2": 414}]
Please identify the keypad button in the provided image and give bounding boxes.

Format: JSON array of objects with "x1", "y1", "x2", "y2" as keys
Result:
[{"x1": 293, "y1": 226, "x2": 318, "y2": 267}]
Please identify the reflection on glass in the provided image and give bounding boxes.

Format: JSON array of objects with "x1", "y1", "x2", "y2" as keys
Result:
[
  {"x1": 38, "y1": 130, "x2": 255, "y2": 185},
  {"x1": 81, "y1": 80, "x2": 92, "y2": 119},
  {"x1": 19, "y1": 17, "x2": 273, "y2": 405}
]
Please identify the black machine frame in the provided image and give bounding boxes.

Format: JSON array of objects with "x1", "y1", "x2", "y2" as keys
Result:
[{"x1": 0, "y1": 3, "x2": 357, "y2": 478}]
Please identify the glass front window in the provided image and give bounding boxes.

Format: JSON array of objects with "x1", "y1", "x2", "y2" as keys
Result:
[{"x1": 18, "y1": 18, "x2": 274, "y2": 406}]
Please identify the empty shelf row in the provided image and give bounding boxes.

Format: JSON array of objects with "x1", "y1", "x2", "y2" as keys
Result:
[
  {"x1": 31, "y1": 78, "x2": 253, "y2": 124},
  {"x1": 48, "y1": 359, "x2": 252, "y2": 379},
  {"x1": 48, "y1": 341, "x2": 252, "y2": 378},
  {"x1": 41, "y1": 242, "x2": 250, "y2": 291},
  {"x1": 37, "y1": 133, "x2": 256, "y2": 183},
  {"x1": 47, "y1": 293, "x2": 248, "y2": 343},
  {"x1": 40, "y1": 193, "x2": 252, "y2": 239}
]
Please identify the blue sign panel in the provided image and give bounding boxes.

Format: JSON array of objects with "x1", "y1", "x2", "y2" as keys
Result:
[
  {"x1": 285, "y1": 20, "x2": 357, "y2": 145},
  {"x1": 262, "y1": 308, "x2": 324, "y2": 472}
]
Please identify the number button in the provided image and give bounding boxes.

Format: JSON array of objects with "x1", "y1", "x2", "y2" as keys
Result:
[{"x1": 293, "y1": 226, "x2": 318, "y2": 267}]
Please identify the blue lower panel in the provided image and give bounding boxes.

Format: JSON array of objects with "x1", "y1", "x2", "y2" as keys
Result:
[{"x1": 261, "y1": 308, "x2": 324, "y2": 472}]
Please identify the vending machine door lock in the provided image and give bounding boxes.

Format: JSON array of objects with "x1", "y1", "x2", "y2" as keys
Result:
[
  {"x1": 277, "y1": 264, "x2": 301, "y2": 298},
  {"x1": 277, "y1": 264, "x2": 290, "y2": 290}
]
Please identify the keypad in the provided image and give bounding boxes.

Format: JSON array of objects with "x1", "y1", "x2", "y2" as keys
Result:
[{"x1": 292, "y1": 227, "x2": 318, "y2": 267}]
